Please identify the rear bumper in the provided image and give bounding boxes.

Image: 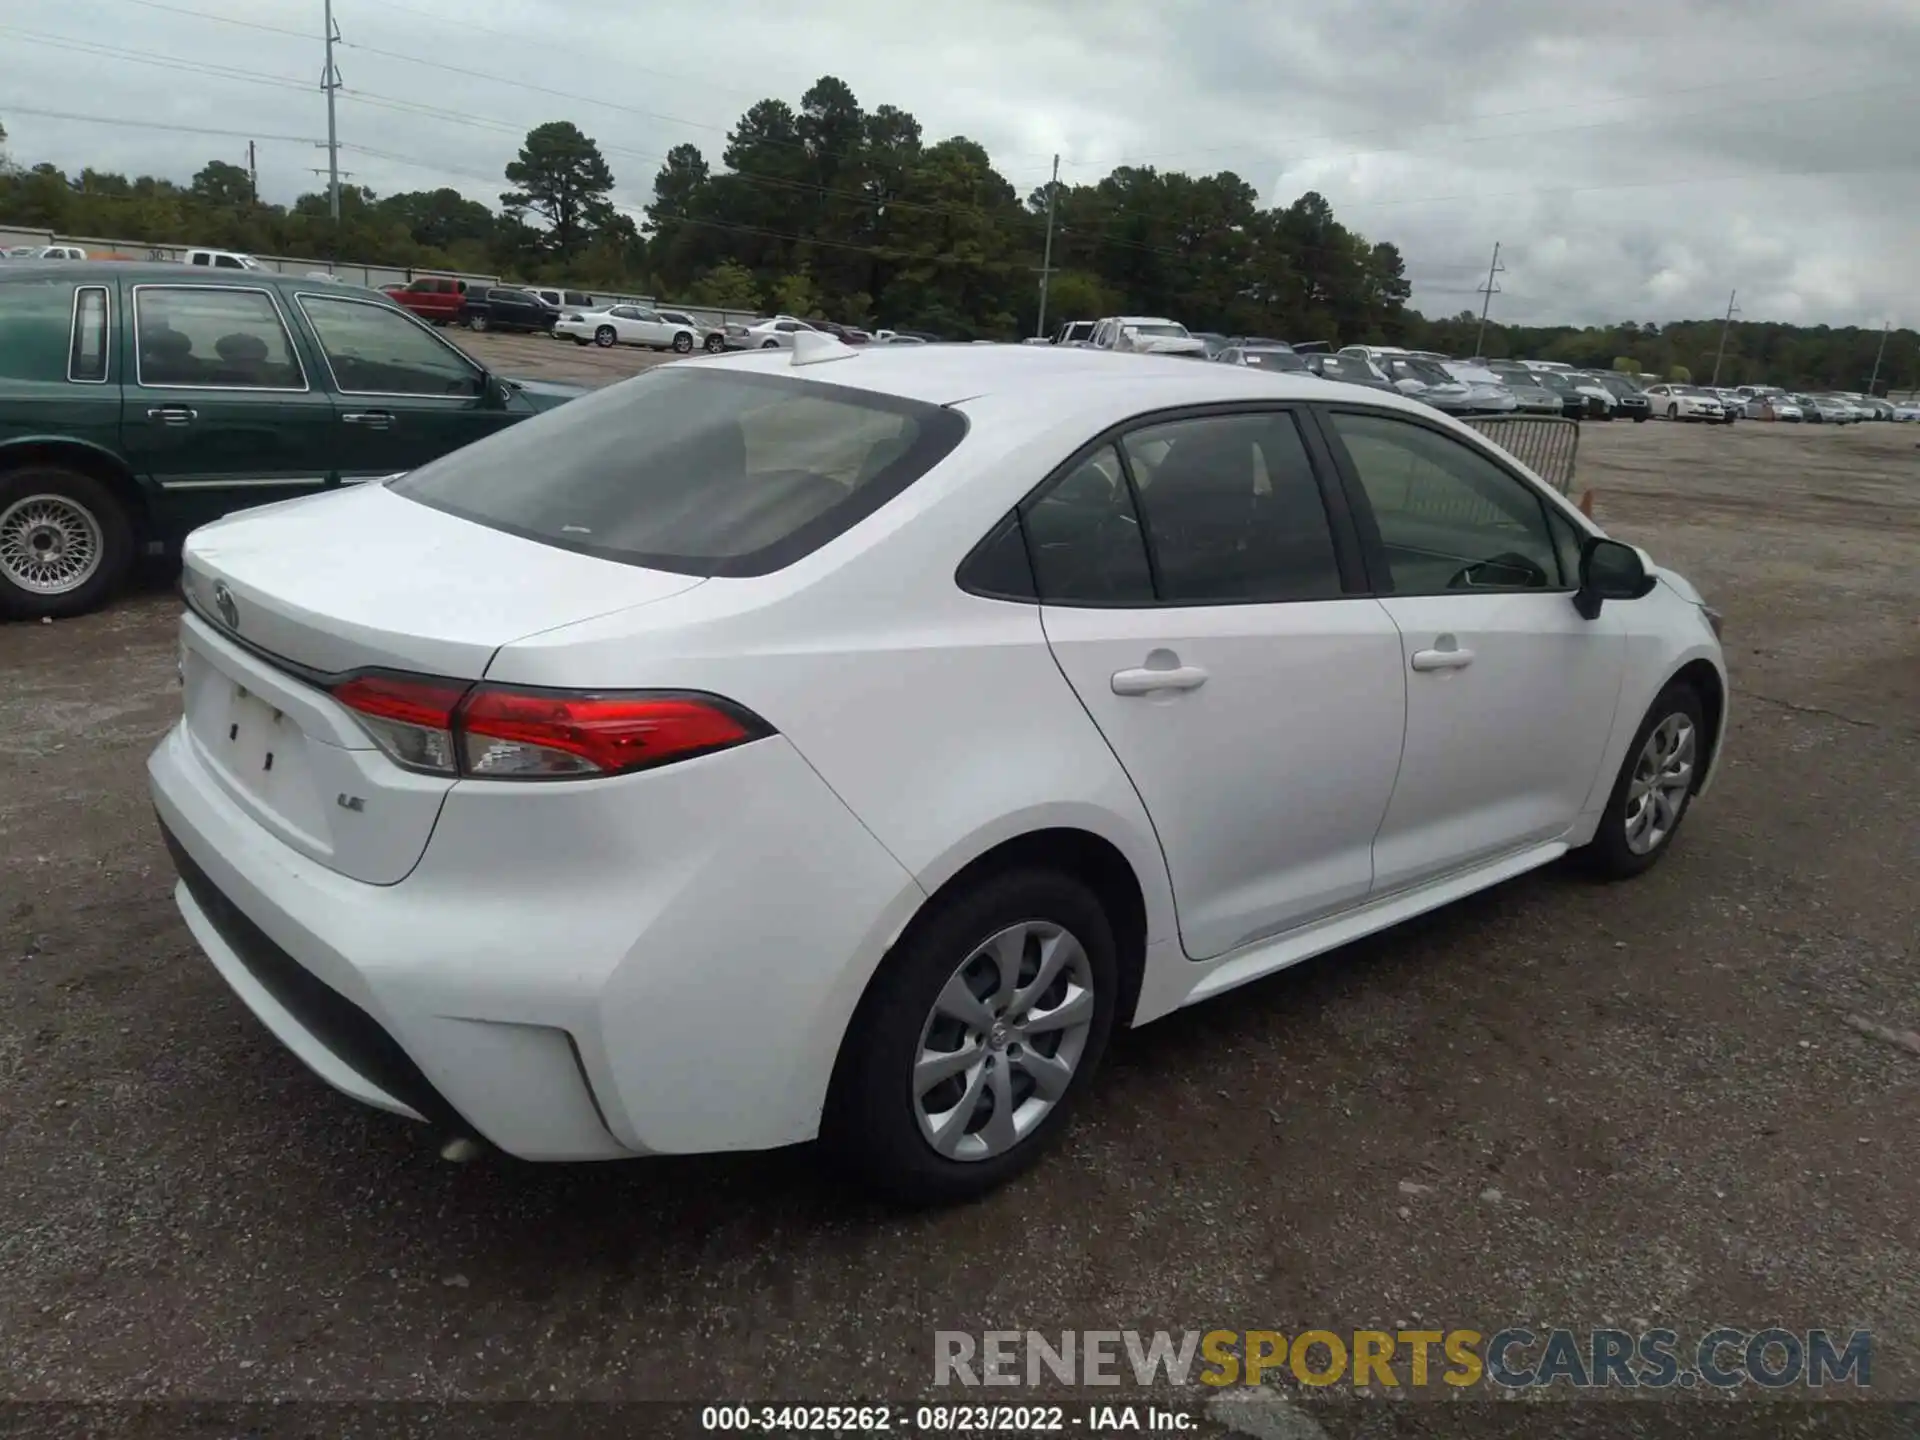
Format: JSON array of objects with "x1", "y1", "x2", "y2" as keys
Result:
[{"x1": 149, "y1": 718, "x2": 924, "y2": 1160}]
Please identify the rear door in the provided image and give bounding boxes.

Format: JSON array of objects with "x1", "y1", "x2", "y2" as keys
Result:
[
  {"x1": 1318, "y1": 407, "x2": 1624, "y2": 892},
  {"x1": 1033, "y1": 407, "x2": 1407, "y2": 960},
  {"x1": 119, "y1": 282, "x2": 337, "y2": 536},
  {"x1": 293, "y1": 290, "x2": 522, "y2": 480}
]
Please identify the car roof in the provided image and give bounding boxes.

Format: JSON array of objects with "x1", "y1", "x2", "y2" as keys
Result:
[{"x1": 693, "y1": 341, "x2": 1441, "y2": 416}]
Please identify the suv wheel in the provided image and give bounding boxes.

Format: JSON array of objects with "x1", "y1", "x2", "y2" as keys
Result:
[
  {"x1": 704, "y1": 333, "x2": 726, "y2": 354},
  {"x1": 824, "y1": 868, "x2": 1119, "y2": 1204},
  {"x1": 672, "y1": 332, "x2": 695, "y2": 354},
  {"x1": 469, "y1": 314, "x2": 489, "y2": 332},
  {"x1": 0, "y1": 467, "x2": 134, "y2": 620}
]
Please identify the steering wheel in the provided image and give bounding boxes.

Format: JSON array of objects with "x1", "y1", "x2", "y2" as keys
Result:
[{"x1": 1447, "y1": 551, "x2": 1550, "y2": 589}]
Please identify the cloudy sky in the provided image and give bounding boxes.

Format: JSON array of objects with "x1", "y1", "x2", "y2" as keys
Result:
[{"x1": 2, "y1": 0, "x2": 1915, "y2": 327}]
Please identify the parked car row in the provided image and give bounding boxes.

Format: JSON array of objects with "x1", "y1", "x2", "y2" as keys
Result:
[{"x1": 719, "y1": 315, "x2": 944, "y2": 350}]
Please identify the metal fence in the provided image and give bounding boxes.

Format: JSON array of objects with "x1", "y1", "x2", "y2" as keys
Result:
[{"x1": 1462, "y1": 415, "x2": 1580, "y2": 495}]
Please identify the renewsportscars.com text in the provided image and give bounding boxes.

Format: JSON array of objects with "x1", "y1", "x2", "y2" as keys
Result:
[{"x1": 934, "y1": 1327, "x2": 1872, "y2": 1391}]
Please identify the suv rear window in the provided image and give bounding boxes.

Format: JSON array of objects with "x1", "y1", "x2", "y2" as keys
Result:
[{"x1": 390, "y1": 368, "x2": 968, "y2": 576}]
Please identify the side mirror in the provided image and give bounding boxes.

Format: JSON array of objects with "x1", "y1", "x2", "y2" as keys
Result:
[{"x1": 1574, "y1": 537, "x2": 1657, "y2": 619}]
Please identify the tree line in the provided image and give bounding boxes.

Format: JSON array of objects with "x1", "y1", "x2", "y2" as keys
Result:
[{"x1": 0, "y1": 99, "x2": 1910, "y2": 392}]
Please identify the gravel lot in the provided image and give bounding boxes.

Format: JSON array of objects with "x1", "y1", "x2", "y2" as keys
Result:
[{"x1": 2, "y1": 381, "x2": 1915, "y2": 1429}]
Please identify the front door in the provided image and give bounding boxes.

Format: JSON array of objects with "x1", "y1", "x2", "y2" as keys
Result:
[
  {"x1": 292, "y1": 291, "x2": 522, "y2": 481},
  {"x1": 1319, "y1": 408, "x2": 1626, "y2": 893},
  {"x1": 1032, "y1": 410, "x2": 1407, "y2": 961},
  {"x1": 119, "y1": 282, "x2": 337, "y2": 538}
]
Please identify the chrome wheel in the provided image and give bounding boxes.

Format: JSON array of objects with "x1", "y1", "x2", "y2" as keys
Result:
[
  {"x1": 595, "y1": 326, "x2": 616, "y2": 348},
  {"x1": 0, "y1": 493, "x2": 104, "y2": 596},
  {"x1": 912, "y1": 920, "x2": 1095, "y2": 1162},
  {"x1": 1624, "y1": 712, "x2": 1695, "y2": 854}
]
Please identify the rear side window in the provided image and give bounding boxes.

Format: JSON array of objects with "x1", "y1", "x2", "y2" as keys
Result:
[
  {"x1": 1021, "y1": 444, "x2": 1153, "y2": 604},
  {"x1": 0, "y1": 278, "x2": 83, "y2": 382},
  {"x1": 133, "y1": 286, "x2": 305, "y2": 390},
  {"x1": 391, "y1": 368, "x2": 967, "y2": 576},
  {"x1": 1121, "y1": 412, "x2": 1343, "y2": 604},
  {"x1": 69, "y1": 285, "x2": 109, "y2": 382}
]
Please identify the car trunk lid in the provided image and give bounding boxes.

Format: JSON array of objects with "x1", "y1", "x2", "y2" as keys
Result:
[{"x1": 177, "y1": 484, "x2": 705, "y2": 883}]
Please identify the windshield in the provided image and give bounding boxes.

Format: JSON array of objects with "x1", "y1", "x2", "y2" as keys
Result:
[
  {"x1": 1380, "y1": 356, "x2": 1453, "y2": 386},
  {"x1": 1536, "y1": 372, "x2": 1579, "y2": 393},
  {"x1": 1443, "y1": 362, "x2": 1499, "y2": 385},
  {"x1": 392, "y1": 368, "x2": 967, "y2": 576},
  {"x1": 1127, "y1": 324, "x2": 1192, "y2": 339},
  {"x1": 1242, "y1": 350, "x2": 1306, "y2": 370},
  {"x1": 1317, "y1": 357, "x2": 1380, "y2": 383}
]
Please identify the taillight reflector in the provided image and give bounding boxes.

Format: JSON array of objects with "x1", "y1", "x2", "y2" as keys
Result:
[{"x1": 328, "y1": 673, "x2": 768, "y2": 781}]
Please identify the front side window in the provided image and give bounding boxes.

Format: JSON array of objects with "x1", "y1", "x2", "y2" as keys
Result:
[
  {"x1": 299, "y1": 296, "x2": 484, "y2": 397},
  {"x1": 1122, "y1": 412, "x2": 1343, "y2": 604},
  {"x1": 134, "y1": 287, "x2": 304, "y2": 389},
  {"x1": 69, "y1": 285, "x2": 109, "y2": 382},
  {"x1": 1327, "y1": 411, "x2": 1563, "y2": 593},
  {"x1": 214, "y1": 255, "x2": 244, "y2": 269},
  {"x1": 392, "y1": 368, "x2": 966, "y2": 576}
]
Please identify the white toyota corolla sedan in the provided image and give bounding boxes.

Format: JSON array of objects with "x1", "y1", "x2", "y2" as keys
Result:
[{"x1": 150, "y1": 338, "x2": 1728, "y2": 1203}]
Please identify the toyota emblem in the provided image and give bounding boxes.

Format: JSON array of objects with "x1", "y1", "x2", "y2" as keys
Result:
[{"x1": 212, "y1": 580, "x2": 238, "y2": 631}]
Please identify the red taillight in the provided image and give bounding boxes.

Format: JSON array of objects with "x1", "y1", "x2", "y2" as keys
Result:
[
  {"x1": 458, "y1": 689, "x2": 761, "y2": 778},
  {"x1": 329, "y1": 674, "x2": 768, "y2": 781},
  {"x1": 331, "y1": 672, "x2": 469, "y2": 775}
]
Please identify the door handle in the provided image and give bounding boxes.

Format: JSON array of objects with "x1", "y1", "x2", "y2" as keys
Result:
[
  {"x1": 341, "y1": 411, "x2": 395, "y2": 429},
  {"x1": 1411, "y1": 644, "x2": 1476, "y2": 671},
  {"x1": 1111, "y1": 664, "x2": 1209, "y2": 696},
  {"x1": 147, "y1": 406, "x2": 197, "y2": 426}
]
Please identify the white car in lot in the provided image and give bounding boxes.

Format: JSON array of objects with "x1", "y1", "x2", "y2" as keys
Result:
[
  {"x1": 150, "y1": 341, "x2": 1727, "y2": 1203},
  {"x1": 555, "y1": 303, "x2": 724, "y2": 354},
  {"x1": 1641, "y1": 383, "x2": 1726, "y2": 422},
  {"x1": 725, "y1": 315, "x2": 820, "y2": 350}
]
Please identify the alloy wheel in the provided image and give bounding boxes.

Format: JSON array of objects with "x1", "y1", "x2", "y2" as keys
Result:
[
  {"x1": 911, "y1": 920, "x2": 1095, "y2": 1161},
  {"x1": 1624, "y1": 712, "x2": 1695, "y2": 855},
  {"x1": 0, "y1": 493, "x2": 105, "y2": 596},
  {"x1": 595, "y1": 326, "x2": 616, "y2": 348}
]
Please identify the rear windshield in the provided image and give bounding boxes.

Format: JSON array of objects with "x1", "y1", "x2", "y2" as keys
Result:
[{"x1": 391, "y1": 367, "x2": 967, "y2": 577}]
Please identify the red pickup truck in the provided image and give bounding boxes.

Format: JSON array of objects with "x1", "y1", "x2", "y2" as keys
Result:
[{"x1": 380, "y1": 275, "x2": 469, "y2": 325}]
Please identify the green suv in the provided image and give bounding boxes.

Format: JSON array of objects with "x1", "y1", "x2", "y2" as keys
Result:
[{"x1": 0, "y1": 263, "x2": 583, "y2": 619}]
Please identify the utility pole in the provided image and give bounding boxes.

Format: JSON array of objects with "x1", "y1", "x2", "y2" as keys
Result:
[
  {"x1": 1034, "y1": 153, "x2": 1060, "y2": 340},
  {"x1": 246, "y1": 140, "x2": 257, "y2": 204},
  {"x1": 320, "y1": 0, "x2": 343, "y2": 221},
  {"x1": 1866, "y1": 319, "x2": 1890, "y2": 396},
  {"x1": 1709, "y1": 289, "x2": 1740, "y2": 386},
  {"x1": 1473, "y1": 241, "x2": 1503, "y2": 359}
]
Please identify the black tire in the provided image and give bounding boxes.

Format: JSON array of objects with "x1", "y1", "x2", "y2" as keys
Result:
[
  {"x1": 672, "y1": 331, "x2": 695, "y2": 354},
  {"x1": 1666, "y1": 403, "x2": 1679, "y2": 420},
  {"x1": 0, "y1": 465, "x2": 135, "y2": 621},
  {"x1": 594, "y1": 325, "x2": 616, "y2": 348},
  {"x1": 573, "y1": 336, "x2": 589, "y2": 347},
  {"x1": 1633, "y1": 414, "x2": 1647, "y2": 423},
  {"x1": 1579, "y1": 682, "x2": 1706, "y2": 880},
  {"x1": 761, "y1": 339, "x2": 780, "y2": 349},
  {"x1": 823, "y1": 867, "x2": 1120, "y2": 1205},
  {"x1": 704, "y1": 333, "x2": 725, "y2": 354}
]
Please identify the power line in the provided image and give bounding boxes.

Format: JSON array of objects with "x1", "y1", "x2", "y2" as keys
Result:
[
  {"x1": 0, "y1": 26, "x2": 312, "y2": 92},
  {"x1": 103, "y1": 0, "x2": 311, "y2": 40},
  {"x1": 0, "y1": 103, "x2": 317, "y2": 145}
]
